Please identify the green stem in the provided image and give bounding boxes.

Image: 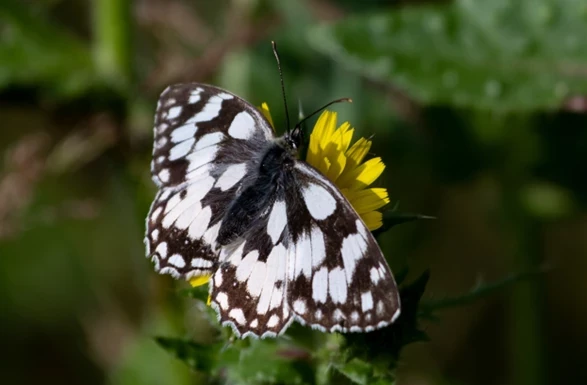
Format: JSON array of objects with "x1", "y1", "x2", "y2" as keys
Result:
[
  {"x1": 93, "y1": 0, "x2": 133, "y2": 89},
  {"x1": 419, "y1": 270, "x2": 542, "y2": 314},
  {"x1": 499, "y1": 123, "x2": 545, "y2": 385}
]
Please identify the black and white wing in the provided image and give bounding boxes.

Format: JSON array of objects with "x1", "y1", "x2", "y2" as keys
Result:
[
  {"x1": 208, "y1": 161, "x2": 400, "y2": 338},
  {"x1": 146, "y1": 84, "x2": 274, "y2": 280},
  {"x1": 286, "y1": 163, "x2": 400, "y2": 333}
]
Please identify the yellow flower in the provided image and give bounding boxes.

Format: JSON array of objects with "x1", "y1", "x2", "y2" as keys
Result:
[
  {"x1": 305, "y1": 110, "x2": 389, "y2": 230},
  {"x1": 190, "y1": 104, "x2": 389, "y2": 290}
]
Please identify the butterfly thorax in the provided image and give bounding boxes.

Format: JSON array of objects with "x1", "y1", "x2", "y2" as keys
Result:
[{"x1": 216, "y1": 139, "x2": 296, "y2": 247}]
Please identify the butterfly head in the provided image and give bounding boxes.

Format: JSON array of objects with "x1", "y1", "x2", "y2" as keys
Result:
[{"x1": 284, "y1": 126, "x2": 303, "y2": 153}]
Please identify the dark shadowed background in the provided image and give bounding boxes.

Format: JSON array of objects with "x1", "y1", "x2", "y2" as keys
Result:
[{"x1": 0, "y1": 0, "x2": 586, "y2": 384}]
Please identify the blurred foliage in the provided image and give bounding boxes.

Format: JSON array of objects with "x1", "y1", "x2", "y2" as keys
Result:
[
  {"x1": 311, "y1": 0, "x2": 587, "y2": 111},
  {"x1": 1, "y1": 0, "x2": 586, "y2": 385}
]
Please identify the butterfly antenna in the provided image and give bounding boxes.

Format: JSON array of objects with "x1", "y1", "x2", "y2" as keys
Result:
[
  {"x1": 272, "y1": 41, "x2": 290, "y2": 133},
  {"x1": 294, "y1": 97, "x2": 352, "y2": 130}
]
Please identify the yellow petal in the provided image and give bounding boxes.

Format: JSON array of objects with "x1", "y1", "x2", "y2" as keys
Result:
[
  {"x1": 345, "y1": 137, "x2": 372, "y2": 170},
  {"x1": 206, "y1": 295, "x2": 211, "y2": 306},
  {"x1": 324, "y1": 148, "x2": 347, "y2": 182},
  {"x1": 308, "y1": 111, "x2": 337, "y2": 167},
  {"x1": 348, "y1": 188, "x2": 390, "y2": 214},
  {"x1": 259, "y1": 102, "x2": 274, "y2": 129},
  {"x1": 190, "y1": 275, "x2": 211, "y2": 287},
  {"x1": 337, "y1": 157, "x2": 385, "y2": 191},
  {"x1": 360, "y1": 211, "x2": 383, "y2": 231},
  {"x1": 338, "y1": 123, "x2": 354, "y2": 153}
]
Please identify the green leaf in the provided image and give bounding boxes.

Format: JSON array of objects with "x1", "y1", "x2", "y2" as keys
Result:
[
  {"x1": 333, "y1": 357, "x2": 377, "y2": 385},
  {"x1": 374, "y1": 208, "x2": 435, "y2": 237},
  {"x1": 309, "y1": 0, "x2": 587, "y2": 111},
  {"x1": 155, "y1": 337, "x2": 220, "y2": 373},
  {"x1": 0, "y1": 0, "x2": 97, "y2": 98},
  {"x1": 223, "y1": 340, "x2": 312, "y2": 385}
]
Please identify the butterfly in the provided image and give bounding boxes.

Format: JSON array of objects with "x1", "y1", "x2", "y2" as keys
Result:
[{"x1": 145, "y1": 82, "x2": 401, "y2": 338}]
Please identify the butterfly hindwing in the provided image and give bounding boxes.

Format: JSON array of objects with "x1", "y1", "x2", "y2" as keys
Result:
[
  {"x1": 286, "y1": 162, "x2": 400, "y2": 332},
  {"x1": 146, "y1": 84, "x2": 275, "y2": 279},
  {"x1": 208, "y1": 156, "x2": 399, "y2": 338}
]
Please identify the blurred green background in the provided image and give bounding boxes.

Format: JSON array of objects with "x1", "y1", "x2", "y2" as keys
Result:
[{"x1": 1, "y1": 0, "x2": 586, "y2": 384}]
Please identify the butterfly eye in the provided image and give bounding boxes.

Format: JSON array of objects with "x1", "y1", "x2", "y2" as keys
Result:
[{"x1": 290, "y1": 127, "x2": 303, "y2": 149}]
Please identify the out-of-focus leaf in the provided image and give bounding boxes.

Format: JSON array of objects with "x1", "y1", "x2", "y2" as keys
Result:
[
  {"x1": 521, "y1": 181, "x2": 575, "y2": 219},
  {"x1": 332, "y1": 357, "x2": 375, "y2": 385},
  {"x1": 310, "y1": 0, "x2": 587, "y2": 111},
  {"x1": 374, "y1": 208, "x2": 435, "y2": 237},
  {"x1": 0, "y1": 0, "x2": 96, "y2": 98},
  {"x1": 155, "y1": 337, "x2": 220, "y2": 373},
  {"x1": 223, "y1": 340, "x2": 311, "y2": 385}
]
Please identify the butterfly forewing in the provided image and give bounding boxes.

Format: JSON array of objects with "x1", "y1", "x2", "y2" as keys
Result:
[{"x1": 146, "y1": 84, "x2": 275, "y2": 279}]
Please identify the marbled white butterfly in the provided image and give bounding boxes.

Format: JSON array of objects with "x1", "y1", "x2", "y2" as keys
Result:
[{"x1": 146, "y1": 46, "x2": 400, "y2": 338}]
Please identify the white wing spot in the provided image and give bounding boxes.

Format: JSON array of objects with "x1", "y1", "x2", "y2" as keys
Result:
[
  {"x1": 315, "y1": 309, "x2": 323, "y2": 320},
  {"x1": 189, "y1": 88, "x2": 203, "y2": 104},
  {"x1": 168, "y1": 254, "x2": 185, "y2": 268},
  {"x1": 195, "y1": 132, "x2": 224, "y2": 151},
  {"x1": 351, "y1": 311, "x2": 359, "y2": 322},
  {"x1": 302, "y1": 183, "x2": 337, "y2": 220},
  {"x1": 169, "y1": 138, "x2": 195, "y2": 161},
  {"x1": 216, "y1": 163, "x2": 247, "y2": 191},
  {"x1": 293, "y1": 299, "x2": 307, "y2": 315},
  {"x1": 158, "y1": 169, "x2": 170, "y2": 183},
  {"x1": 228, "y1": 111, "x2": 256, "y2": 139},
  {"x1": 150, "y1": 207, "x2": 162, "y2": 222},
  {"x1": 246, "y1": 261, "x2": 267, "y2": 297},
  {"x1": 187, "y1": 206, "x2": 212, "y2": 239},
  {"x1": 156, "y1": 136, "x2": 167, "y2": 149},
  {"x1": 156, "y1": 156, "x2": 165, "y2": 164},
  {"x1": 267, "y1": 200, "x2": 287, "y2": 244},
  {"x1": 157, "y1": 123, "x2": 169, "y2": 133},
  {"x1": 186, "y1": 97, "x2": 223, "y2": 124},
  {"x1": 186, "y1": 145, "x2": 218, "y2": 172},
  {"x1": 171, "y1": 124, "x2": 197, "y2": 143},
  {"x1": 257, "y1": 244, "x2": 285, "y2": 315},
  {"x1": 341, "y1": 232, "x2": 367, "y2": 283},
  {"x1": 333, "y1": 309, "x2": 345, "y2": 321},
  {"x1": 312, "y1": 267, "x2": 328, "y2": 303},
  {"x1": 218, "y1": 92, "x2": 234, "y2": 100},
  {"x1": 370, "y1": 267, "x2": 381, "y2": 284},
  {"x1": 203, "y1": 221, "x2": 222, "y2": 251},
  {"x1": 167, "y1": 106, "x2": 182, "y2": 120},
  {"x1": 155, "y1": 242, "x2": 168, "y2": 259},
  {"x1": 267, "y1": 315, "x2": 280, "y2": 328},
  {"x1": 235, "y1": 250, "x2": 259, "y2": 282},
  {"x1": 310, "y1": 226, "x2": 326, "y2": 268},
  {"x1": 151, "y1": 229, "x2": 159, "y2": 241},
  {"x1": 214, "y1": 270, "x2": 223, "y2": 287},
  {"x1": 229, "y1": 308, "x2": 246, "y2": 325},
  {"x1": 216, "y1": 292, "x2": 229, "y2": 310},
  {"x1": 328, "y1": 267, "x2": 347, "y2": 304},
  {"x1": 293, "y1": 231, "x2": 312, "y2": 279},
  {"x1": 361, "y1": 292, "x2": 374, "y2": 312},
  {"x1": 191, "y1": 258, "x2": 212, "y2": 268},
  {"x1": 250, "y1": 319, "x2": 259, "y2": 328}
]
